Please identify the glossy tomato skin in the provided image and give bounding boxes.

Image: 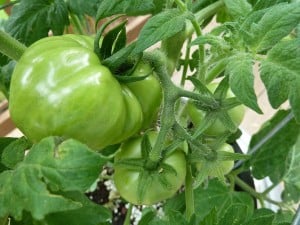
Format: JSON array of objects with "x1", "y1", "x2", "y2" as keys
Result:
[
  {"x1": 197, "y1": 143, "x2": 234, "y2": 177},
  {"x1": 9, "y1": 35, "x2": 161, "y2": 150},
  {"x1": 187, "y1": 83, "x2": 245, "y2": 136},
  {"x1": 113, "y1": 132, "x2": 186, "y2": 205},
  {"x1": 126, "y1": 62, "x2": 162, "y2": 129}
]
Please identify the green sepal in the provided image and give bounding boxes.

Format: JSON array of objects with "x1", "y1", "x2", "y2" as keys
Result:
[{"x1": 100, "y1": 20, "x2": 127, "y2": 60}]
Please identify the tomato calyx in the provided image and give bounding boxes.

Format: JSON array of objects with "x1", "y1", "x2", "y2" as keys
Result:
[
  {"x1": 188, "y1": 77, "x2": 244, "y2": 138},
  {"x1": 113, "y1": 132, "x2": 182, "y2": 204}
]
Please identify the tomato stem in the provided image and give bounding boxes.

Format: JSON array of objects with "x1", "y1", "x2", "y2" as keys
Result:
[
  {"x1": 143, "y1": 51, "x2": 179, "y2": 163},
  {"x1": 185, "y1": 165, "x2": 195, "y2": 220},
  {"x1": 144, "y1": 50, "x2": 218, "y2": 163},
  {"x1": 123, "y1": 203, "x2": 133, "y2": 225},
  {"x1": 181, "y1": 36, "x2": 192, "y2": 86},
  {"x1": 186, "y1": 0, "x2": 224, "y2": 37},
  {"x1": 0, "y1": 30, "x2": 27, "y2": 61}
]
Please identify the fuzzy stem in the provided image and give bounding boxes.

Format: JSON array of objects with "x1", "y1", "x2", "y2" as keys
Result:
[
  {"x1": 186, "y1": 0, "x2": 225, "y2": 37},
  {"x1": 174, "y1": 0, "x2": 187, "y2": 11},
  {"x1": 143, "y1": 51, "x2": 180, "y2": 165},
  {"x1": 0, "y1": 30, "x2": 26, "y2": 61},
  {"x1": 181, "y1": 37, "x2": 192, "y2": 86}
]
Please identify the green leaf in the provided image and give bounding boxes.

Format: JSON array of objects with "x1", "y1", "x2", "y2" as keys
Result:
[
  {"x1": 246, "y1": 2, "x2": 300, "y2": 52},
  {"x1": 0, "y1": 137, "x2": 107, "y2": 220},
  {"x1": 282, "y1": 135, "x2": 300, "y2": 203},
  {"x1": 227, "y1": 53, "x2": 262, "y2": 113},
  {"x1": 1, "y1": 137, "x2": 31, "y2": 169},
  {"x1": 5, "y1": 0, "x2": 69, "y2": 45},
  {"x1": 0, "y1": 137, "x2": 17, "y2": 172},
  {"x1": 219, "y1": 204, "x2": 250, "y2": 225},
  {"x1": 96, "y1": 0, "x2": 155, "y2": 21},
  {"x1": 134, "y1": 9, "x2": 192, "y2": 54},
  {"x1": 194, "y1": 179, "x2": 254, "y2": 221},
  {"x1": 223, "y1": 0, "x2": 252, "y2": 20},
  {"x1": 67, "y1": 0, "x2": 101, "y2": 17},
  {"x1": 0, "y1": 60, "x2": 16, "y2": 99},
  {"x1": 260, "y1": 39, "x2": 300, "y2": 121},
  {"x1": 273, "y1": 210, "x2": 294, "y2": 225},
  {"x1": 100, "y1": 21, "x2": 127, "y2": 60},
  {"x1": 242, "y1": 208, "x2": 274, "y2": 225},
  {"x1": 44, "y1": 191, "x2": 111, "y2": 225},
  {"x1": 199, "y1": 208, "x2": 218, "y2": 225},
  {"x1": 102, "y1": 42, "x2": 137, "y2": 73},
  {"x1": 249, "y1": 110, "x2": 300, "y2": 183},
  {"x1": 252, "y1": 0, "x2": 289, "y2": 11}
]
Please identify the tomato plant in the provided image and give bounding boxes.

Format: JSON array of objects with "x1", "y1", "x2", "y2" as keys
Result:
[{"x1": 0, "y1": 0, "x2": 300, "y2": 225}]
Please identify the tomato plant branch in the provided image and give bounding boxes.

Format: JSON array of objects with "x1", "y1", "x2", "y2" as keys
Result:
[
  {"x1": 144, "y1": 50, "x2": 218, "y2": 164},
  {"x1": 143, "y1": 51, "x2": 179, "y2": 165},
  {"x1": 124, "y1": 203, "x2": 133, "y2": 225},
  {"x1": 174, "y1": 0, "x2": 187, "y2": 12},
  {"x1": 181, "y1": 36, "x2": 192, "y2": 86},
  {"x1": 186, "y1": 0, "x2": 224, "y2": 37},
  {"x1": 0, "y1": 30, "x2": 27, "y2": 61},
  {"x1": 235, "y1": 176, "x2": 285, "y2": 208},
  {"x1": 234, "y1": 175, "x2": 265, "y2": 207}
]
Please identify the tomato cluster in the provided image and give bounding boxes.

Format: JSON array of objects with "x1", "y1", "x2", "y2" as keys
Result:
[{"x1": 8, "y1": 34, "x2": 245, "y2": 206}]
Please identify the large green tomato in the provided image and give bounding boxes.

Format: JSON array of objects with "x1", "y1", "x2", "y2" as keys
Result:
[
  {"x1": 113, "y1": 132, "x2": 186, "y2": 205},
  {"x1": 9, "y1": 35, "x2": 161, "y2": 150},
  {"x1": 196, "y1": 143, "x2": 234, "y2": 177},
  {"x1": 186, "y1": 83, "x2": 245, "y2": 136}
]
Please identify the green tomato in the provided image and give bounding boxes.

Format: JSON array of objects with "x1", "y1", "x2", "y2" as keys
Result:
[
  {"x1": 113, "y1": 132, "x2": 186, "y2": 205},
  {"x1": 126, "y1": 62, "x2": 162, "y2": 129},
  {"x1": 186, "y1": 83, "x2": 245, "y2": 136},
  {"x1": 9, "y1": 35, "x2": 161, "y2": 150},
  {"x1": 197, "y1": 143, "x2": 234, "y2": 177}
]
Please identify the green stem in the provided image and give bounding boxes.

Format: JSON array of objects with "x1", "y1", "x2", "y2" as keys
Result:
[
  {"x1": 181, "y1": 37, "x2": 192, "y2": 86},
  {"x1": 262, "y1": 182, "x2": 278, "y2": 196},
  {"x1": 70, "y1": 13, "x2": 85, "y2": 35},
  {"x1": 234, "y1": 176, "x2": 265, "y2": 207},
  {"x1": 235, "y1": 176, "x2": 284, "y2": 208},
  {"x1": 124, "y1": 203, "x2": 133, "y2": 225},
  {"x1": 205, "y1": 58, "x2": 228, "y2": 84},
  {"x1": 174, "y1": 0, "x2": 187, "y2": 11},
  {"x1": 190, "y1": 17, "x2": 206, "y2": 82},
  {"x1": 186, "y1": 0, "x2": 225, "y2": 37},
  {"x1": 185, "y1": 165, "x2": 195, "y2": 220},
  {"x1": 143, "y1": 51, "x2": 180, "y2": 164},
  {"x1": 0, "y1": 30, "x2": 27, "y2": 61}
]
